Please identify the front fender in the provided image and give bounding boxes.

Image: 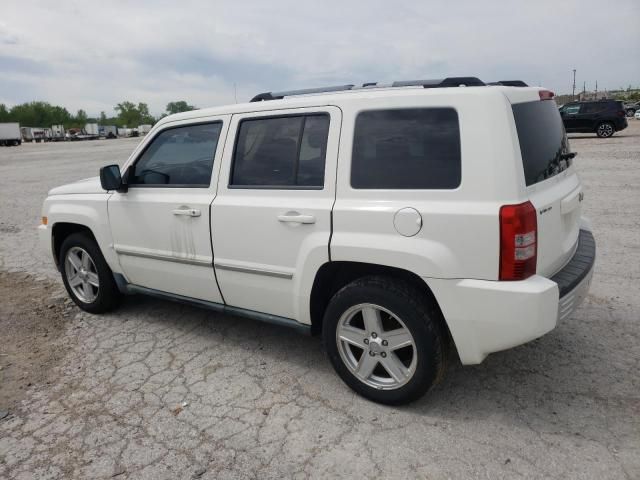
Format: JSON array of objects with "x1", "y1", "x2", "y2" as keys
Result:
[{"x1": 43, "y1": 193, "x2": 122, "y2": 274}]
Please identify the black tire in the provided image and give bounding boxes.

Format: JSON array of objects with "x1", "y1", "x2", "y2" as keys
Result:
[
  {"x1": 322, "y1": 275, "x2": 447, "y2": 405},
  {"x1": 626, "y1": 109, "x2": 635, "y2": 118},
  {"x1": 596, "y1": 121, "x2": 615, "y2": 138},
  {"x1": 59, "y1": 232, "x2": 121, "y2": 313}
]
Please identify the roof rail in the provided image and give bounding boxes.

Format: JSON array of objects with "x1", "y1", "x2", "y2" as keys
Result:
[
  {"x1": 250, "y1": 84, "x2": 354, "y2": 102},
  {"x1": 250, "y1": 76, "x2": 486, "y2": 101},
  {"x1": 392, "y1": 77, "x2": 485, "y2": 88},
  {"x1": 488, "y1": 80, "x2": 528, "y2": 87}
]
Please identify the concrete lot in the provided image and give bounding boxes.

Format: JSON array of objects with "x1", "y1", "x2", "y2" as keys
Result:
[{"x1": 1, "y1": 123, "x2": 639, "y2": 479}]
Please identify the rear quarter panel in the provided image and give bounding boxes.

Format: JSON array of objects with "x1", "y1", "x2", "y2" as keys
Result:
[{"x1": 331, "y1": 89, "x2": 523, "y2": 280}]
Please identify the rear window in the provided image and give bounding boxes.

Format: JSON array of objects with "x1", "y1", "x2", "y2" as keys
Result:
[
  {"x1": 351, "y1": 108, "x2": 461, "y2": 189},
  {"x1": 512, "y1": 100, "x2": 571, "y2": 186}
]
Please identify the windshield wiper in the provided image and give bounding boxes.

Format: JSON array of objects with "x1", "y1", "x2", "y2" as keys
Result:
[{"x1": 560, "y1": 152, "x2": 577, "y2": 160}]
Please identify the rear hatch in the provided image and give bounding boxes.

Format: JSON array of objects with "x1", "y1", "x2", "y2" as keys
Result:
[{"x1": 511, "y1": 95, "x2": 582, "y2": 277}]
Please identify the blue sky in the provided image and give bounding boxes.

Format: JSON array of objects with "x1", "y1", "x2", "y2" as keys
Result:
[{"x1": 1, "y1": 0, "x2": 639, "y2": 116}]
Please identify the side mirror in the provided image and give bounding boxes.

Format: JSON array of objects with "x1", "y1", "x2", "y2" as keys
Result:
[{"x1": 99, "y1": 164, "x2": 126, "y2": 192}]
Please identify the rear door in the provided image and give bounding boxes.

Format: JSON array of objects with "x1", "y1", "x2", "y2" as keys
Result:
[
  {"x1": 211, "y1": 107, "x2": 340, "y2": 320},
  {"x1": 512, "y1": 98, "x2": 582, "y2": 276}
]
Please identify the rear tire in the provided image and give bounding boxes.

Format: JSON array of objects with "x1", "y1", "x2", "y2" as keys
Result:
[
  {"x1": 322, "y1": 275, "x2": 447, "y2": 405},
  {"x1": 59, "y1": 233, "x2": 121, "y2": 313},
  {"x1": 596, "y1": 121, "x2": 614, "y2": 138}
]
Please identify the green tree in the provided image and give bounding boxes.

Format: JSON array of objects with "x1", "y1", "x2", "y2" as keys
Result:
[
  {"x1": 99, "y1": 111, "x2": 107, "y2": 124},
  {"x1": 114, "y1": 101, "x2": 155, "y2": 126},
  {"x1": 74, "y1": 109, "x2": 88, "y2": 125},
  {"x1": 6, "y1": 101, "x2": 72, "y2": 127},
  {"x1": 166, "y1": 100, "x2": 196, "y2": 115},
  {"x1": 0, "y1": 103, "x2": 9, "y2": 122}
]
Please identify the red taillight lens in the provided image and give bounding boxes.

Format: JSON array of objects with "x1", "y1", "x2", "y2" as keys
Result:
[
  {"x1": 499, "y1": 201, "x2": 537, "y2": 280},
  {"x1": 539, "y1": 90, "x2": 555, "y2": 100},
  {"x1": 617, "y1": 110, "x2": 626, "y2": 117}
]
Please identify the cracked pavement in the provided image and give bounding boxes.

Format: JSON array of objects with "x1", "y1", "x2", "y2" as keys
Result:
[{"x1": 1, "y1": 125, "x2": 639, "y2": 479}]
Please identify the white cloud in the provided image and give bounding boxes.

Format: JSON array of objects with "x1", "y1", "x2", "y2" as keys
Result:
[{"x1": 1, "y1": 0, "x2": 638, "y2": 116}]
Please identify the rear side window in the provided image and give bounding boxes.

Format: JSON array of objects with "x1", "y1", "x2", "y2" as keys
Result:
[
  {"x1": 581, "y1": 102, "x2": 605, "y2": 114},
  {"x1": 230, "y1": 114, "x2": 329, "y2": 188},
  {"x1": 512, "y1": 100, "x2": 571, "y2": 186},
  {"x1": 351, "y1": 108, "x2": 461, "y2": 189},
  {"x1": 129, "y1": 122, "x2": 222, "y2": 187}
]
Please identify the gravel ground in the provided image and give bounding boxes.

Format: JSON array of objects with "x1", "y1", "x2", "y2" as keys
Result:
[{"x1": 0, "y1": 123, "x2": 639, "y2": 479}]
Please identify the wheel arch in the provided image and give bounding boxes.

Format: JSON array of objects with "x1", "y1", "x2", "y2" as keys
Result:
[
  {"x1": 309, "y1": 261, "x2": 452, "y2": 343},
  {"x1": 51, "y1": 222, "x2": 98, "y2": 269}
]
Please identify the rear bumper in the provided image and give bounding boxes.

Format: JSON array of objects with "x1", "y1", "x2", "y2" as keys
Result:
[{"x1": 426, "y1": 229, "x2": 596, "y2": 364}]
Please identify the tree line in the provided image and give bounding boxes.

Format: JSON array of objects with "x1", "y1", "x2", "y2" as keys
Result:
[{"x1": 0, "y1": 100, "x2": 196, "y2": 129}]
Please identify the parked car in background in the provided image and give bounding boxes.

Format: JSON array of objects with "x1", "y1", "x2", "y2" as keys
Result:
[
  {"x1": 624, "y1": 101, "x2": 640, "y2": 117},
  {"x1": 560, "y1": 100, "x2": 628, "y2": 137},
  {"x1": 39, "y1": 78, "x2": 596, "y2": 405},
  {"x1": 0, "y1": 122, "x2": 22, "y2": 146}
]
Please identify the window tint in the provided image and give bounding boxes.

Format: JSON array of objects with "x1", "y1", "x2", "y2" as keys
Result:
[
  {"x1": 231, "y1": 114, "x2": 329, "y2": 187},
  {"x1": 512, "y1": 100, "x2": 571, "y2": 186},
  {"x1": 581, "y1": 102, "x2": 604, "y2": 114},
  {"x1": 130, "y1": 123, "x2": 222, "y2": 186},
  {"x1": 351, "y1": 108, "x2": 461, "y2": 189}
]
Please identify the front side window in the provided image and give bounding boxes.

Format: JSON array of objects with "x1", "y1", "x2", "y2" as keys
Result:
[
  {"x1": 230, "y1": 114, "x2": 329, "y2": 188},
  {"x1": 563, "y1": 105, "x2": 580, "y2": 115},
  {"x1": 351, "y1": 108, "x2": 461, "y2": 189},
  {"x1": 129, "y1": 122, "x2": 222, "y2": 187}
]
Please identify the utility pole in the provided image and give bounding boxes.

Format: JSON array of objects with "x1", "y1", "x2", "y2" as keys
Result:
[
  {"x1": 595, "y1": 80, "x2": 598, "y2": 99},
  {"x1": 583, "y1": 81, "x2": 586, "y2": 98},
  {"x1": 572, "y1": 69, "x2": 576, "y2": 99}
]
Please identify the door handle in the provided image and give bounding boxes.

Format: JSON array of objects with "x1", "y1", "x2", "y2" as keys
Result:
[
  {"x1": 277, "y1": 213, "x2": 316, "y2": 224},
  {"x1": 172, "y1": 208, "x2": 201, "y2": 217}
]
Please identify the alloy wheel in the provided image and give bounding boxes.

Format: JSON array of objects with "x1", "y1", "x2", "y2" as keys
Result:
[
  {"x1": 336, "y1": 303, "x2": 417, "y2": 390},
  {"x1": 65, "y1": 246, "x2": 99, "y2": 303}
]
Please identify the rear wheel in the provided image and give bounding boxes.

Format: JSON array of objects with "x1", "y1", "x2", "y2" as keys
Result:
[
  {"x1": 596, "y1": 122, "x2": 614, "y2": 138},
  {"x1": 323, "y1": 276, "x2": 446, "y2": 405},
  {"x1": 59, "y1": 233, "x2": 121, "y2": 313}
]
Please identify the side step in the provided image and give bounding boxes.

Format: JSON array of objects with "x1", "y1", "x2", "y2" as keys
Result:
[{"x1": 113, "y1": 274, "x2": 311, "y2": 335}]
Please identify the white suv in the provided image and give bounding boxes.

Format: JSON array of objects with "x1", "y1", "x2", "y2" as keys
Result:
[{"x1": 39, "y1": 77, "x2": 596, "y2": 404}]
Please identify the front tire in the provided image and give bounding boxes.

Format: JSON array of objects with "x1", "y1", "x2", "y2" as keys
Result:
[
  {"x1": 59, "y1": 233, "x2": 121, "y2": 313},
  {"x1": 322, "y1": 276, "x2": 447, "y2": 405},
  {"x1": 596, "y1": 121, "x2": 615, "y2": 138}
]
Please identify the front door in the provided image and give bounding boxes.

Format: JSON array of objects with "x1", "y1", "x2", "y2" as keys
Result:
[
  {"x1": 212, "y1": 107, "x2": 340, "y2": 320},
  {"x1": 108, "y1": 117, "x2": 229, "y2": 303}
]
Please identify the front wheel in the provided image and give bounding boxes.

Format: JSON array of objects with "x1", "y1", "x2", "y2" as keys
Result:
[
  {"x1": 323, "y1": 276, "x2": 447, "y2": 405},
  {"x1": 596, "y1": 122, "x2": 615, "y2": 138},
  {"x1": 59, "y1": 233, "x2": 121, "y2": 313}
]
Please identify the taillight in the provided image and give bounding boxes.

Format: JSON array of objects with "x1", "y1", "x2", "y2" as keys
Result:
[
  {"x1": 617, "y1": 110, "x2": 626, "y2": 117},
  {"x1": 539, "y1": 90, "x2": 555, "y2": 100},
  {"x1": 499, "y1": 201, "x2": 537, "y2": 280}
]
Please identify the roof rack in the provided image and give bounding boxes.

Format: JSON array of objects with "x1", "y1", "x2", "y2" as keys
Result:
[
  {"x1": 250, "y1": 85, "x2": 355, "y2": 102},
  {"x1": 392, "y1": 77, "x2": 485, "y2": 88},
  {"x1": 487, "y1": 80, "x2": 528, "y2": 87},
  {"x1": 250, "y1": 76, "x2": 486, "y2": 102}
]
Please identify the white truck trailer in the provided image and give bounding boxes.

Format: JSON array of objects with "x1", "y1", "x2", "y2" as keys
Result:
[
  {"x1": 51, "y1": 124, "x2": 66, "y2": 141},
  {"x1": 0, "y1": 123, "x2": 22, "y2": 146}
]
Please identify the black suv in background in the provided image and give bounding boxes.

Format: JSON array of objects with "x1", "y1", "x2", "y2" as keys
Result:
[{"x1": 559, "y1": 100, "x2": 628, "y2": 138}]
